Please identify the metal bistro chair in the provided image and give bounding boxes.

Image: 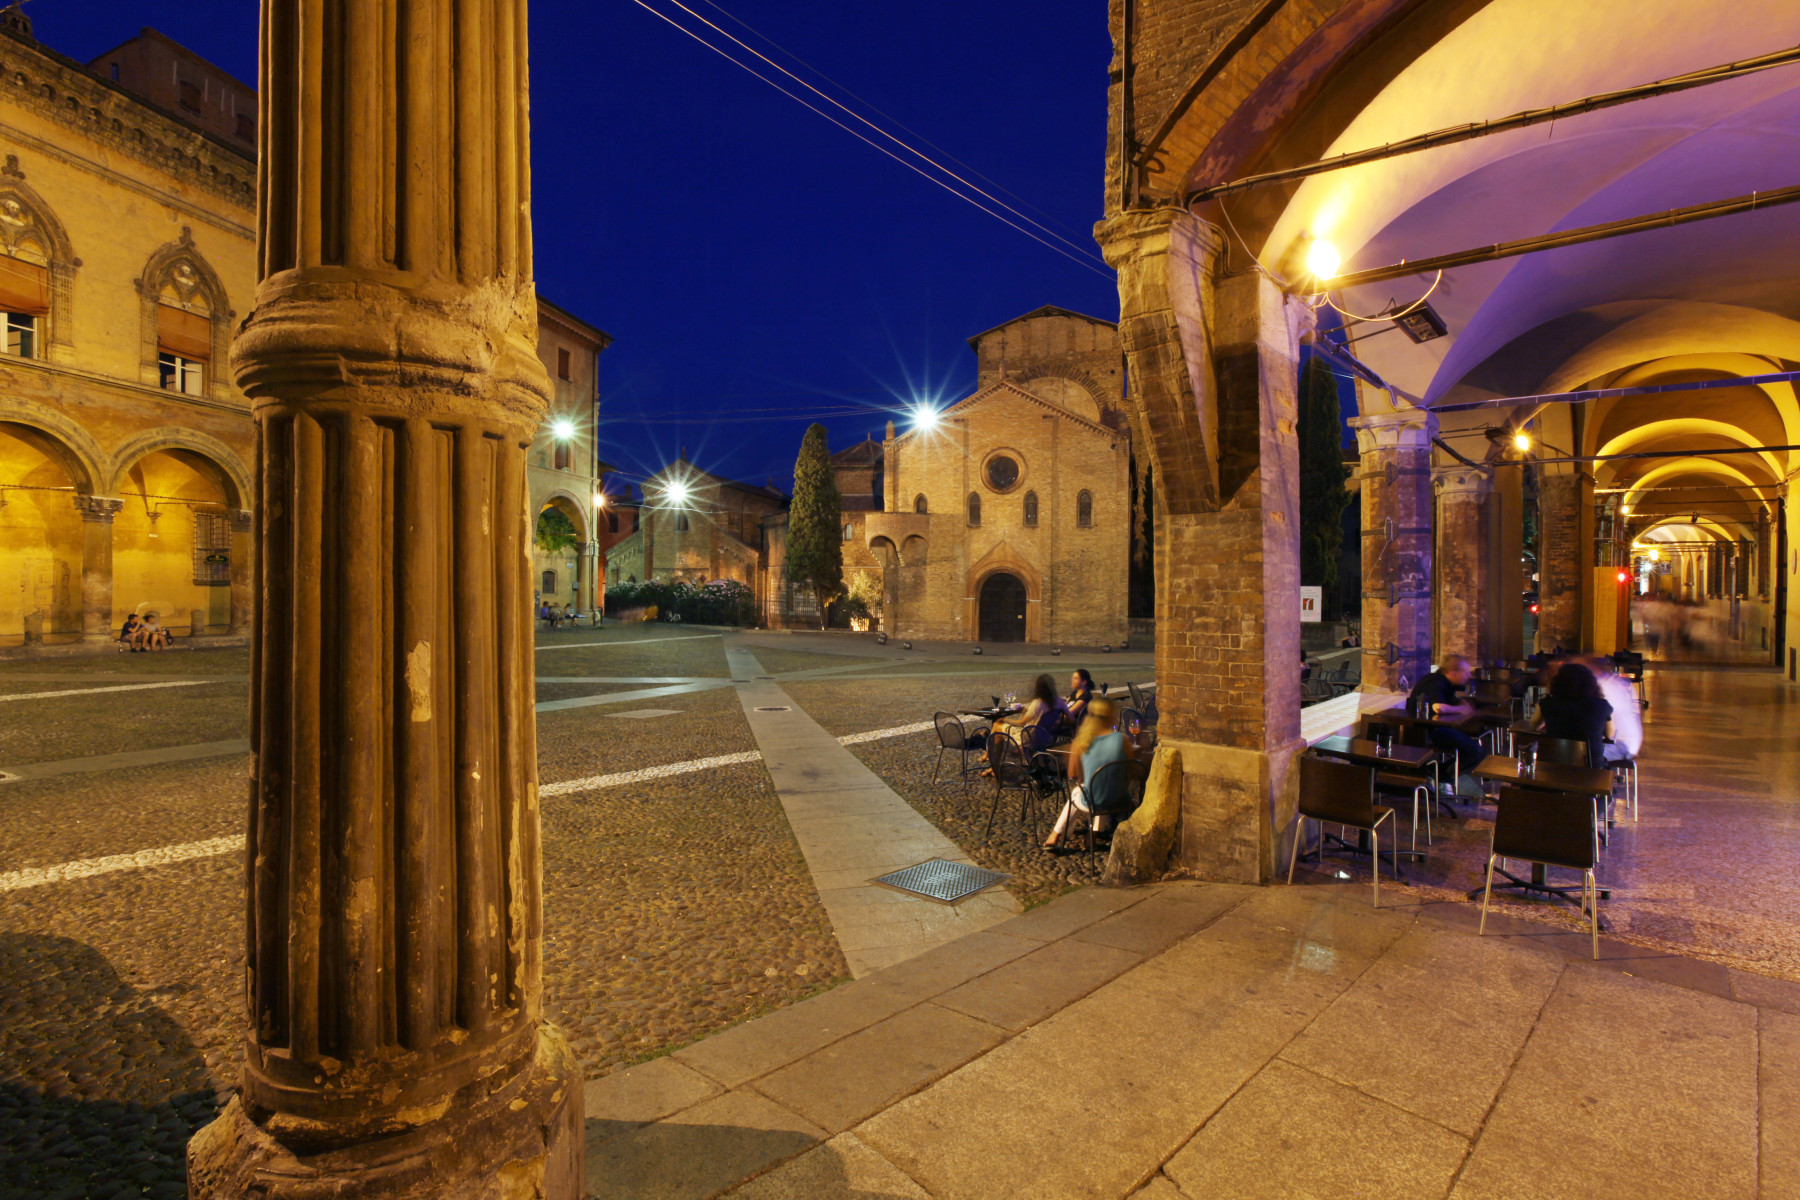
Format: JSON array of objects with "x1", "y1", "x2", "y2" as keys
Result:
[
  {"x1": 1288, "y1": 756, "x2": 1398, "y2": 907},
  {"x1": 983, "y1": 734, "x2": 1044, "y2": 842},
  {"x1": 931, "y1": 711, "x2": 987, "y2": 786},
  {"x1": 1480, "y1": 786, "x2": 1602, "y2": 957},
  {"x1": 1070, "y1": 757, "x2": 1150, "y2": 858}
]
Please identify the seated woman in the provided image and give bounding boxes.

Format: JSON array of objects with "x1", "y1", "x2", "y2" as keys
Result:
[
  {"x1": 1043, "y1": 698, "x2": 1134, "y2": 851},
  {"x1": 139, "y1": 613, "x2": 166, "y2": 652},
  {"x1": 967, "y1": 673, "x2": 1065, "y2": 760},
  {"x1": 1063, "y1": 669, "x2": 1095, "y2": 733},
  {"x1": 1533, "y1": 660, "x2": 1613, "y2": 768}
]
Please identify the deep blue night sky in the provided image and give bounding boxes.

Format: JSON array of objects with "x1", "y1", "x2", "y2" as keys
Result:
[{"x1": 55, "y1": 1, "x2": 1118, "y2": 497}]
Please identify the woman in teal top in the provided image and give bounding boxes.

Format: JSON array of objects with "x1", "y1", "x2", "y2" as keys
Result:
[{"x1": 1043, "y1": 698, "x2": 1134, "y2": 851}]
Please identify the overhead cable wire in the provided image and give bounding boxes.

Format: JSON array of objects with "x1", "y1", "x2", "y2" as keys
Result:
[
  {"x1": 628, "y1": 0, "x2": 1112, "y2": 278},
  {"x1": 653, "y1": 0, "x2": 1108, "y2": 269},
  {"x1": 691, "y1": 0, "x2": 1094, "y2": 248}
]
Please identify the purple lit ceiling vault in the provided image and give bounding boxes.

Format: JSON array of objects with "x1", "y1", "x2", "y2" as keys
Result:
[{"x1": 1201, "y1": 0, "x2": 1800, "y2": 545}]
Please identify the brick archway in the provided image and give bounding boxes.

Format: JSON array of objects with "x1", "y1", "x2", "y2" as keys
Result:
[{"x1": 965, "y1": 541, "x2": 1042, "y2": 643}]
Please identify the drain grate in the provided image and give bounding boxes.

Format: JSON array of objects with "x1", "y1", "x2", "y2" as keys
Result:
[
  {"x1": 871, "y1": 858, "x2": 1009, "y2": 905},
  {"x1": 754, "y1": 705, "x2": 791, "y2": 712}
]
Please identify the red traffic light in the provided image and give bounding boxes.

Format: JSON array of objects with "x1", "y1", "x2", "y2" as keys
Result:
[
  {"x1": 1530, "y1": 603, "x2": 1539, "y2": 614},
  {"x1": 1616, "y1": 571, "x2": 1629, "y2": 583}
]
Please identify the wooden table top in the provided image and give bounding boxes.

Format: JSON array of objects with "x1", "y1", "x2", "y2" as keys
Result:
[
  {"x1": 1472, "y1": 755, "x2": 1613, "y2": 795},
  {"x1": 1311, "y1": 736, "x2": 1436, "y2": 771}
]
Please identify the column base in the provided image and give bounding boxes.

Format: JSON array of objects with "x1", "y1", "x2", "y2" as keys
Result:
[
  {"x1": 188, "y1": 1024, "x2": 584, "y2": 1200},
  {"x1": 1165, "y1": 734, "x2": 1307, "y2": 884}
]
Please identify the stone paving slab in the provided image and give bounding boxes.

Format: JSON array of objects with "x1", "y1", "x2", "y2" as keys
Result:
[
  {"x1": 596, "y1": 877, "x2": 1796, "y2": 1200},
  {"x1": 724, "y1": 644, "x2": 1018, "y2": 976}
]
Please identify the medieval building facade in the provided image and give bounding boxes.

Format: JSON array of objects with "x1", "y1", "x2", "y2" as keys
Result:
[
  {"x1": 604, "y1": 460, "x2": 787, "y2": 611},
  {"x1": 0, "y1": 18, "x2": 606, "y2": 645}
]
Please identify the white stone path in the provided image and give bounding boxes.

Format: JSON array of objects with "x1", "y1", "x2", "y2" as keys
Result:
[{"x1": 724, "y1": 644, "x2": 1019, "y2": 978}]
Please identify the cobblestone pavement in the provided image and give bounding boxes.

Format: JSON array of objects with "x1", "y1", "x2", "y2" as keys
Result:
[
  {"x1": 0, "y1": 628, "x2": 849, "y2": 1197},
  {"x1": 782, "y1": 678, "x2": 1109, "y2": 908}
]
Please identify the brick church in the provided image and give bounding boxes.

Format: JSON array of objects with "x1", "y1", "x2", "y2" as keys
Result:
[{"x1": 767, "y1": 305, "x2": 1133, "y2": 644}]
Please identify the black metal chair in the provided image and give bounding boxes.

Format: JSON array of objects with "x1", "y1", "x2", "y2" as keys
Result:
[
  {"x1": 931, "y1": 711, "x2": 986, "y2": 786},
  {"x1": 1070, "y1": 757, "x2": 1151, "y2": 857},
  {"x1": 1471, "y1": 678, "x2": 1517, "y2": 718},
  {"x1": 1288, "y1": 756, "x2": 1398, "y2": 907},
  {"x1": 1480, "y1": 786, "x2": 1601, "y2": 957},
  {"x1": 983, "y1": 736, "x2": 1049, "y2": 842},
  {"x1": 1127, "y1": 682, "x2": 1148, "y2": 712}
]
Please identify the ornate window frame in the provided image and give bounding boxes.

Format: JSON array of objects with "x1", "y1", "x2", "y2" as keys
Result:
[
  {"x1": 136, "y1": 226, "x2": 234, "y2": 401},
  {"x1": 0, "y1": 155, "x2": 78, "y2": 362}
]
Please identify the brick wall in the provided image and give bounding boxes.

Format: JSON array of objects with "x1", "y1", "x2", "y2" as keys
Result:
[{"x1": 1537, "y1": 472, "x2": 1584, "y2": 653}]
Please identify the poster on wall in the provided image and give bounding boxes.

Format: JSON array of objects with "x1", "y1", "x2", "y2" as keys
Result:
[{"x1": 1300, "y1": 586, "x2": 1322, "y2": 622}]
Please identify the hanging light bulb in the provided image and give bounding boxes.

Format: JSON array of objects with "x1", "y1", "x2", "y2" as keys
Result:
[
  {"x1": 1512, "y1": 430, "x2": 1531, "y2": 452},
  {"x1": 1306, "y1": 238, "x2": 1341, "y2": 281}
]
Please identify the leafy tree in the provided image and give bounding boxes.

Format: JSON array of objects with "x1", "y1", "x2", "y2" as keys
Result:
[
  {"x1": 534, "y1": 506, "x2": 578, "y2": 555},
  {"x1": 786, "y1": 423, "x2": 843, "y2": 630},
  {"x1": 1298, "y1": 355, "x2": 1351, "y2": 615}
]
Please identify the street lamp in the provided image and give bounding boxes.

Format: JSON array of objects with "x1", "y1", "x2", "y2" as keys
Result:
[
  {"x1": 912, "y1": 404, "x2": 940, "y2": 433},
  {"x1": 1512, "y1": 430, "x2": 1531, "y2": 452},
  {"x1": 1306, "y1": 238, "x2": 1341, "y2": 281},
  {"x1": 666, "y1": 479, "x2": 690, "y2": 505},
  {"x1": 551, "y1": 418, "x2": 575, "y2": 440}
]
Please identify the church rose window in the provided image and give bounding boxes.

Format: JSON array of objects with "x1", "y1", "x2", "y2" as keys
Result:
[{"x1": 985, "y1": 455, "x2": 1020, "y2": 492}]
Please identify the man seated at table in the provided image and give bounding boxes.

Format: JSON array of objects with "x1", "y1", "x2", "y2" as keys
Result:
[{"x1": 1407, "y1": 654, "x2": 1485, "y2": 797}]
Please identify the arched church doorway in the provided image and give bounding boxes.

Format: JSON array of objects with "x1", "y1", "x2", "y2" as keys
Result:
[{"x1": 978, "y1": 572, "x2": 1027, "y2": 643}]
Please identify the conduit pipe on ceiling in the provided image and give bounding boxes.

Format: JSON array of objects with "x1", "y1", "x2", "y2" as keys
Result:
[{"x1": 1186, "y1": 43, "x2": 1800, "y2": 202}]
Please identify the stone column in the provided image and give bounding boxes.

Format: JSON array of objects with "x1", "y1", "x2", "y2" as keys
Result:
[
  {"x1": 74, "y1": 494, "x2": 124, "y2": 642},
  {"x1": 1349, "y1": 409, "x2": 1435, "y2": 691},
  {"x1": 1099, "y1": 209, "x2": 1307, "y2": 884},
  {"x1": 1434, "y1": 466, "x2": 1491, "y2": 665},
  {"x1": 227, "y1": 508, "x2": 252, "y2": 635},
  {"x1": 1536, "y1": 470, "x2": 1586, "y2": 653},
  {"x1": 186, "y1": 3, "x2": 583, "y2": 1197}
]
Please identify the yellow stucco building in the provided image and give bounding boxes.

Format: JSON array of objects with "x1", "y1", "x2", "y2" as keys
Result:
[{"x1": 0, "y1": 17, "x2": 608, "y2": 646}]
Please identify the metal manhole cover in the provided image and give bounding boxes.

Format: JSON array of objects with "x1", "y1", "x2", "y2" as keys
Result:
[
  {"x1": 754, "y1": 705, "x2": 791, "y2": 712},
  {"x1": 871, "y1": 859, "x2": 1009, "y2": 905}
]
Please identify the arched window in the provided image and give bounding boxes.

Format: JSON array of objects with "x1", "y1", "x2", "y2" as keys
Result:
[
  {"x1": 553, "y1": 441, "x2": 571, "y2": 470},
  {"x1": 607, "y1": 511, "x2": 619, "y2": 533},
  {"x1": 914, "y1": 494, "x2": 928, "y2": 514},
  {"x1": 137, "y1": 228, "x2": 232, "y2": 400},
  {"x1": 967, "y1": 492, "x2": 981, "y2": 526},
  {"x1": 0, "y1": 166, "x2": 74, "y2": 362},
  {"x1": 1077, "y1": 490, "x2": 1093, "y2": 527},
  {"x1": 1023, "y1": 490, "x2": 1038, "y2": 527},
  {"x1": 541, "y1": 570, "x2": 557, "y2": 595},
  {"x1": 675, "y1": 512, "x2": 690, "y2": 533}
]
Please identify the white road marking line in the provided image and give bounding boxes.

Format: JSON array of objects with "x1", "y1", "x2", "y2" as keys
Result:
[
  {"x1": 837, "y1": 720, "x2": 936, "y2": 745},
  {"x1": 0, "y1": 721, "x2": 941, "y2": 888},
  {"x1": 0, "y1": 835, "x2": 242, "y2": 893},
  {"x1": 534, "y1": 635, "x2": 722, "y2": 652},
  {"x1": 0, "y1": 679, "x2": 218, "y2": 703},
  {"x1": 540, "y1": 751, "x2": 764, "y2": 796}
]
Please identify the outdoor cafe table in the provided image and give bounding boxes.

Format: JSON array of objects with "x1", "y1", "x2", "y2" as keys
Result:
[
  {"x1": 1467, "y1": 754, "x2": 1615, "y2": 920},
  {"x1": 1307, "y1": 736, "x2": 1438, "y2": 862}
]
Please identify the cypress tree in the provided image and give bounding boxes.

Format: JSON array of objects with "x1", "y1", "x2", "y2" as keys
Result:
[
  {"x1": 1298, "y1": 355, "x2": 1351, "y2": 615},
  {"x1": 786, "y1": 423, "x2": 843, "y2": 629}
]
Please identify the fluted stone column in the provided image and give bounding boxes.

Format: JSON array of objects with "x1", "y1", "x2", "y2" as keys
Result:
[
  {"x1": 1351, "y1": 409, "x2": 1435, "y2": 691},
  {"x1": 1434, "y1": 466, "x2": 1491, "y2": 665},
  {"x1": 186, "y1": 3, "x2": 583, "y2": 1197},
  {"x1": 227, "y1": 508, "x2": 252, "y2": 635},
  {"x1": 1537, "y1": 471, "x2": 1587, "y2": 653},
  {"x1": 75, "y1": 495, "x2": 124, "y2": 642},
  {"x1": 1099, "y1": 209, "x2": 1308, "y2": 884}
]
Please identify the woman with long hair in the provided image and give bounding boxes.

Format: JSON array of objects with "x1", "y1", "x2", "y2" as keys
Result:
[
  {"x1": 1043, "y1": 697, "x2": 1134, "y2": 851},
  {"x1": 1534, "y1": 660, "x2": 1614, "y2": 768}
]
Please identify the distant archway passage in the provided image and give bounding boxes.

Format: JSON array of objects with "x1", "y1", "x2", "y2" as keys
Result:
[{"x1": 978, "y1": 572, "x2": 1027, "y2": 643}]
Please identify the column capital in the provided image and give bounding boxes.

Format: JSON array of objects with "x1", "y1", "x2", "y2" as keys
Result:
[
  {"x1": 1094, "y1": 207, "x2": 1226, "y2": 271},
  {"x1": 1349, "y1": 408, "x2": 1437, "y2": 453},
  {"x1": 1432, "y1": 465, "x2": 1492, "y2": 498},
  {"x1": 72, "y1": 494, "x2": 125, "y2": 523}
]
